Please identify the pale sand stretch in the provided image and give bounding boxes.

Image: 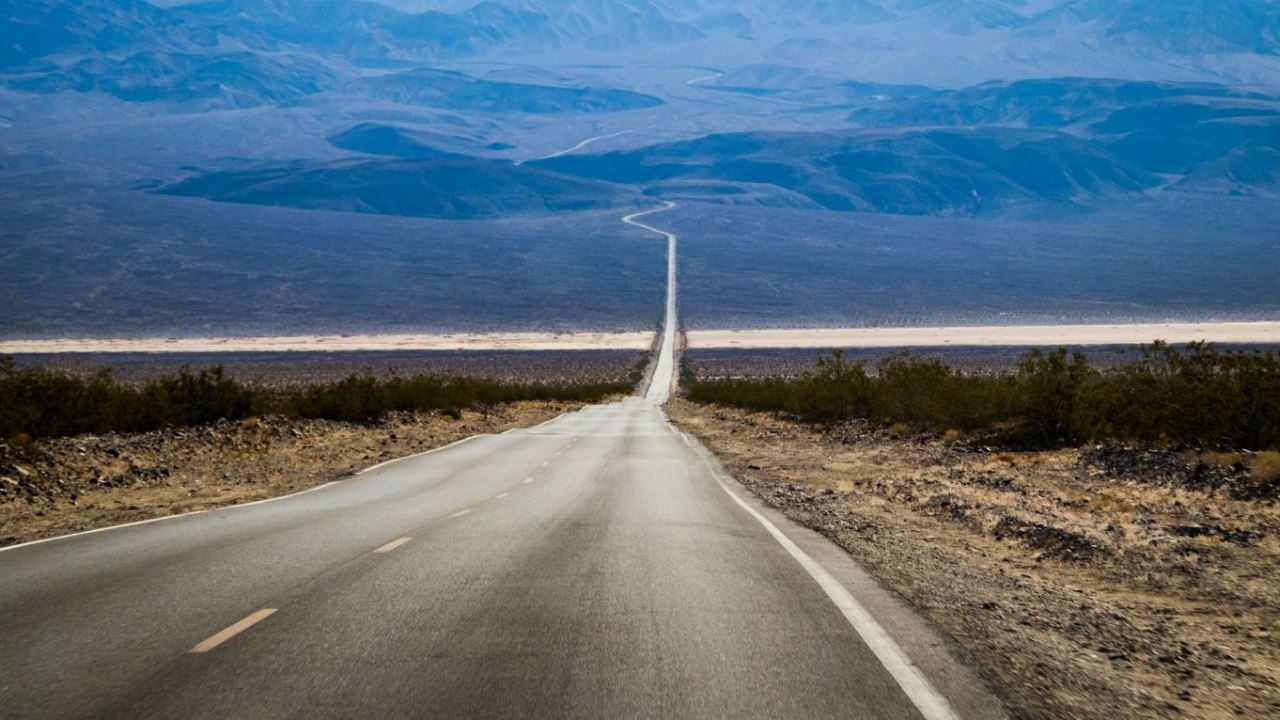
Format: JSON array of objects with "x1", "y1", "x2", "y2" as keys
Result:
[
  {"x1": 0, "y1": 332, "x2": 655, "y2": 354},
  {"x1": 5, "y1": 322, "x2": 1279, "y2": 355},
  {"x1": 686, "y1": 322, "x2": 1280, "y2": 349}
]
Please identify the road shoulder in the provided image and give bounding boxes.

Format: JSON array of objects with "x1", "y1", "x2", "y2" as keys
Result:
[
  {"x1": 664, "y1": 404, "x2": 1011, "y2": 720},
  {"x1": 0, "y1": 402, "x2": 581, "y2": 547},
  {"x1": 666, "y1": 398, "x2": 1280, "y2": 720}
]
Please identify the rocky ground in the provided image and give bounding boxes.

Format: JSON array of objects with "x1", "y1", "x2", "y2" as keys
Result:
[
  {"x1": 0, "y1": 401, "x2": 582, "y2": 546},
  {"x1": 667, "y1": 399, "x2": 1280, "y2": 720}
]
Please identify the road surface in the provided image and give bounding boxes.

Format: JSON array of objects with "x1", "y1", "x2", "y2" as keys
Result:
[
  {"x1": 0, "y1": 208, "x2": 1006, "y2": 719},
  {"x1": 518, "y1": 130, "x2": 634, "y2": 165},
  {"x1": 623, "y1": 202, "x2": 680, "y2": 404}
]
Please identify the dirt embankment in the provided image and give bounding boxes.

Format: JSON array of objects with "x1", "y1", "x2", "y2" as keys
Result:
[
  {"x1": 667, "y1": 399, "x2": 1280, "y2": 720},
  {"x1": 0, "y1": 401, "x2": 581, "y2": 546}
]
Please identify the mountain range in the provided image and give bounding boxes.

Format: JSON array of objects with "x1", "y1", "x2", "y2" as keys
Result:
[
  {"x1": 4, "y1": 0, "x2": 1280, "y2": 335},
  {"x1": 6, "y1": 1, "x2": 1280, "y2": 219},
  {"x1": 160, "y1": 71, "x2": 1280, "y2": 220},
  {"x1": 9, "y1": 1, "x2": 1280, "y2": 90}
]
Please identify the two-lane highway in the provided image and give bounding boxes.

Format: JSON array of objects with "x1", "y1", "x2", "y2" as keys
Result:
[{"x1": 0, "y1": 207, "x2": 1007, "y2": 719}]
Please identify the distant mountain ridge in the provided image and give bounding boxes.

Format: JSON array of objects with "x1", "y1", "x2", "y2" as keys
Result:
[
  {"x1": 12, "y1": 0, "x2": 1280, "y2": 87},
  {"x1": 845, "y1": 77, "x2": 1280, "y2": 196},
  {"x1": 159, "y1": 154, "x2": 637, "y2": 218},
  {"x1": 532, "y1": 126, "x2": 1161, "y2": 214},
  {"x1": 349, "y1": 67, "x2": 663, "y2": 112},
  {"x1": 6, "y1": 3, "x2": 1280, "y2": 219},
  {"x1": 160, "y1": 69, "x2": 1280, "y2": 221},
  {"x1": 0, "y1": 0, "x2": 663, "y2": 109}
]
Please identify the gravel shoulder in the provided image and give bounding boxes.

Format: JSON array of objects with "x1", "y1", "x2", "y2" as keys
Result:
[
  {"x1": 667, "y1": 399, "x2": 1280, "y2": 720},
  {"x1": 0, "y1": 401, "x2": 582, "y2": 547}
]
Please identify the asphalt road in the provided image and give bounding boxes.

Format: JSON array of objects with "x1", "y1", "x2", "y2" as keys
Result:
[{"x1": 0, "y1": 207, "x2": 1007, "y2": 719}]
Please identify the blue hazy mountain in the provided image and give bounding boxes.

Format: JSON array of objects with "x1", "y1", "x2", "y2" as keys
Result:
[
  {"x1": 349, "y1": 67, "x2": 662, "y2": 112},
  {"x1": 6, "y1": 51, "x2": 339, "y2": 108},
  {"x1": 5, "y1": 0, "x2": 1280, "y2": 337},
  {"x1": 14, "y1": 1, "x2": 1280, "y2": 85},
  {"x1": 166, "y1": 122, "x2": 1162, "y2": 217},
  {"x1": 158, "y1": 155, "x2": 637, "y2": 218},
  {"x1": 845, "y1": 77, "x2": 1280, "y2": 195},
  {"x1": 531, "y1": 127, "x2": 1160, "y2": 214},
  {"x1": 849, "y1": 78, "x2": 1280, "y2": 130},
  {"x1": 6, "y1": 2, "x2": 1279, "y2": 203}
]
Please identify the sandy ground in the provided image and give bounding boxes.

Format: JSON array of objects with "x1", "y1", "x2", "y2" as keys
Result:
[
  {"x1": 8, "y1": 321, "x2": 1279, "y2": 356},
  {"x1": 667, "y1": 399, "x2": 1280, "y2": 720},
  {"x1": 0, "y1": 332, "x2": 655, "y2": 354},
  {"x1": 0, "y1": 401, "x2": 581, "y2": 546},
  {"x1": 687, "y1": 322, "x2": 1280, "y2": 349}
]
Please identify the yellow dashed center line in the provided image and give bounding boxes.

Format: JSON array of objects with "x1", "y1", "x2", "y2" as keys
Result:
[
  {"x1": 190, "y1": 608, "x2": 277, "y2": 653},
  {"x1": 523, "y1": 477, "x2": 534, "y2": 484},
  {"x1": 450, "y1": 509, "x2": 472, "y2": 518},
  {"x1": 494, "y1": 492, "x2": 509, "y2": 499},
  {"x1": 373, "y1": 537, "x2": 411, "y2": 554}
]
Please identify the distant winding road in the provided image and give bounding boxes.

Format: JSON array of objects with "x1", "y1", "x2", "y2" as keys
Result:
[
  {"x1": 518, "y1": 130, "x2": 634, "y2": 165},
  {"x1": 0, "y1": 204, "x2": 1005, "y2": 719}
]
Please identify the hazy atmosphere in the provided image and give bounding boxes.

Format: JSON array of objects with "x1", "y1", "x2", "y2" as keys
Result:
[{"x1": 5, "y1": 0, "x2": 1280, "y2": 337}]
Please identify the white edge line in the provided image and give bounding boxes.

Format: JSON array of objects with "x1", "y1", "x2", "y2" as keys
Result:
[
  {"x1": 501, "y1": 410, "x2": 570, "y2": 435},
  {"x1": 667, "y1": 418, "x2": 961, "y2": 720},
  {"x1": 1, "y1": 413, "x2": 580, "y2": 555},
  {"x1": 358, "y1": 433, "x2": 490, "y2": 474},
  {"x1": 0, "y1": 480, "x2": 340, "y2": 554}
]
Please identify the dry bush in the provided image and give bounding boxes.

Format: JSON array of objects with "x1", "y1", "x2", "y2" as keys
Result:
[{"x1": 1252, "y1": 450, "x2": 1280, "y2": 482}]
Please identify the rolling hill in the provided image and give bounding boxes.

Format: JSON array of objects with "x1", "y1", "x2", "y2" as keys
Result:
[
  {"x1": 534, "y1": 127, "x2": 1159, "y2": 214},
  {"x1": 348, "y1": 67, "x2": 663, "y2": 113},
  {"x1": 158, "y1": 156, "x2": 637, "y2": 218}
]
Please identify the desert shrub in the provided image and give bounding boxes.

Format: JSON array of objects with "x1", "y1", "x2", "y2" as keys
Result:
[
  {"x1": 686, "y1": 343, "x2": 1280, "y2": 451},
  {"x1": 870, "y1": 354, "x2": 1017, "y2": 432},
  {"x1": 278, "y1": 373, "x2": 628, "y2": 422},
  {"x1": 1252, "y1": 451, "x2": 1280, "y2": 484},
  {"x1": 1013, "y1": 348, "x2": 1094, "y2": 447},
  {"x1": 0, "y1": 361, "x2": 253, "y2": 438},
  {"x1": 0, "y1": 357, "x2": 632, "y2": 439},
  {"x1": 794, "y1": 350, "x2": 874, "y2": 421}
]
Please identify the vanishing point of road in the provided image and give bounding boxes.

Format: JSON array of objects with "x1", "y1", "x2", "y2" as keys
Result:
[{"x1": 0, "y1": 206, "x2": 1007, "y2": 719}]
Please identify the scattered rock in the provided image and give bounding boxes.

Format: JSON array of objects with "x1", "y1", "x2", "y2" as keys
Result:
[
  {"x1": 1082, "y1": 445, "x2": 1277, "y2": 500},
  {"x1": 997, "y1": 517, "x2": 1106, "y2": 563},
  {"x1": 1168, "y1": 523, "x2": 1259, "y2": 546}
]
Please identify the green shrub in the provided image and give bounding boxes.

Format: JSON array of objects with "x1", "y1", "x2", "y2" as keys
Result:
[
  {"x1": 0, "y1": 362, "x2": 253, "y2": 438},
  {"x1": 0, "y1": 357, "x2": 632, "y2": 440},
  {"x1": 685, "y1": 343, "x2": 1280, "y2": 451}
]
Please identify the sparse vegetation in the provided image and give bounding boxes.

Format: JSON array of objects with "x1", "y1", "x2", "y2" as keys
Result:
[
  {"x1": 0, "y1": 356, "x2": 631, "y2": 440},
  {"x1": 685, "y1": 343, "x2": 1280, "y2": 450}
]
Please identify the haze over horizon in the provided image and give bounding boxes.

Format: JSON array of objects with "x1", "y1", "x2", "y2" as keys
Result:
[{"x1": 3, "y1": 0, "x2": 1280, "y2": 337}]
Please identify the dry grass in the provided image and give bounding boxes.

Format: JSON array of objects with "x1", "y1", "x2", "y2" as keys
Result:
[
  {"x1": 1193, "y1": 450, "x2": 1280, "y2": 483},
  {"x1": 1252, "y1": 451, "x2": 1280, "y2": 483}
]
